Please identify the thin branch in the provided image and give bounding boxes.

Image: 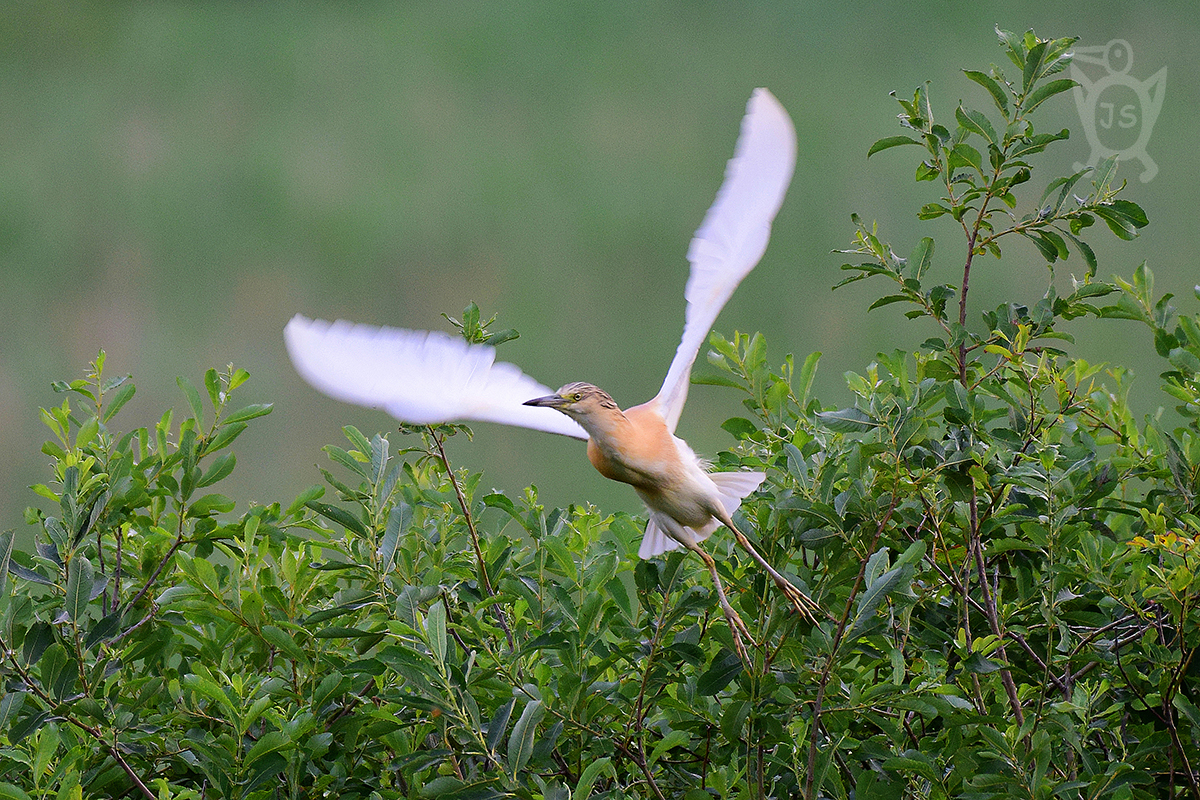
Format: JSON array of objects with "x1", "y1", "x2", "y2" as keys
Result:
[
  {"x1": 1, "y1": 639, "x2": 155, "y2": 800},
  {"x1": 123, "y1": 510, "x2": 189, "y2": 614},
  {"x1": 969, "y1": 485, "x2": 1025, "y2": 726},
  {"x1": 429, "y1": 427, "x2": 513, "y2": 649}
]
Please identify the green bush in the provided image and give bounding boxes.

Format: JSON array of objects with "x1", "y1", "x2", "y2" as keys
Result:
[{"x1": 2, "y1": 27, "x2": 1198, "y2": 800}]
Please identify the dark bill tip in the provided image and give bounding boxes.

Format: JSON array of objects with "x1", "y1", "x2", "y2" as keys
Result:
[{"x1": 523, "y1": 394, "x2": 563, "y2": 408}]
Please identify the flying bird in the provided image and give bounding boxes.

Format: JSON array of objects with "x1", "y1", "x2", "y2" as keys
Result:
[{"x1": 285, "y1": 89, "x2": 814, "y2": 659}]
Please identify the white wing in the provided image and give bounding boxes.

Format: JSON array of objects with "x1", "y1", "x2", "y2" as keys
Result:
[
  {"x1": 652, "y1": 88, "x2": 797, "y2": 433},
  {"x1": 285, "y1": 315, "x2": 588, "y2": 440}
]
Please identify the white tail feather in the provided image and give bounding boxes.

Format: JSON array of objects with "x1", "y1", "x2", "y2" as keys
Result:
[{"x1": 636, "y1": 471, "x2": 767, "y2": 559}]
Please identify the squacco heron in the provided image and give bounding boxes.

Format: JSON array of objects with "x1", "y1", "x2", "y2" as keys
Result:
[{"x1": 285, "y1": 89, "x2": 815, "y2": 660}]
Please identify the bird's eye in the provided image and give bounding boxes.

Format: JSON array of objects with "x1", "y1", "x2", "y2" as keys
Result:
[{"x1": 572, "y1": 393, "x2": 583, "y2": 402}]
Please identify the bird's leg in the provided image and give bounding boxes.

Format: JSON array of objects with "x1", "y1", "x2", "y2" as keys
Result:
[
  {"x1": 720, "y1": 513, "x2": 820, "y2": 620},
  {"x1": 686, "y1": 541, "x2": 753, "y2": 663}
]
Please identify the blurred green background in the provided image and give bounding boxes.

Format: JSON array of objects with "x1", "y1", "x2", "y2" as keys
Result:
[{"x1": 2, "y1": 1, "x2": 1196, "y2": 535}]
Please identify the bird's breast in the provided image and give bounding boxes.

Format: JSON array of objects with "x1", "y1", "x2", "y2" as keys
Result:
[{"x1": 584, "y1": 404, "x2": 683, "y2": 492}]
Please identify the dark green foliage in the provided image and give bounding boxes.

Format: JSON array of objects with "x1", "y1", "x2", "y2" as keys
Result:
[{"x1": 2, "y1": 27, "x2": 1198, "y2": 800}]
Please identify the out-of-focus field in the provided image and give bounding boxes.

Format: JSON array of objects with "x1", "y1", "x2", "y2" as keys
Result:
[{"x1": 2, "y1": 2, "x2": 1196, "y2": 537}]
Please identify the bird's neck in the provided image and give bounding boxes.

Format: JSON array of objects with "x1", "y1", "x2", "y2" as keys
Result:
[{"x1": 574, "y1": 407, "x2": 631, "y2": 444}]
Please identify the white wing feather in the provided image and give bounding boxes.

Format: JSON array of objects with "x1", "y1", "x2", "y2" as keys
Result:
[
  {"x1": 285, "y1": 315, "x2": 588, "y2": 440},
  {"x1": 653, "y1": 88, "x2": 797, "y2": 433}
]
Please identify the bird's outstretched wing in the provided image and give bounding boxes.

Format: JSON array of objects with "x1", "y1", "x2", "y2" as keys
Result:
[
  {"x1": 652, "y1": 88, "x2": 797, "y2": 434},
  {"x1": 285, "y1": 315, "x2": 588, "y2": 440}
]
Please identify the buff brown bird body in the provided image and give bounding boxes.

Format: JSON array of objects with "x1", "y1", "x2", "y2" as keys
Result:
[{"x1": 285, "y1": 89, "x2": 815, "y2": 660}]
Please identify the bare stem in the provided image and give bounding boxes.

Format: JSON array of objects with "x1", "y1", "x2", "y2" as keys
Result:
[
  {"x1": 969, "y1": 487, "x2": 1025, "y2": 726},
  {"x1": 428, "y1": 427, "x2": 514, "y2": 649}
]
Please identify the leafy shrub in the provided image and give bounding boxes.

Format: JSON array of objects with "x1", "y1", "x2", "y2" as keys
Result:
[{"x1": 2, "y1": 27, "x2": 1198, "y2": 800}]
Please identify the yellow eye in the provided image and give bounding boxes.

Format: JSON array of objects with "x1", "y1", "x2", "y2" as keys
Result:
[{"x1": 572, "y1": 392, "x2": 583, "y2": 402}]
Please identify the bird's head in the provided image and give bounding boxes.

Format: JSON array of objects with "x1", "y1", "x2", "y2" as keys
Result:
[{"x1": 523, "y1": 382, "x2": 620, "y2": 423}]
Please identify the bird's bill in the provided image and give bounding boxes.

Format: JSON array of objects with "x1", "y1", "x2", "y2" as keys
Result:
[{"x1": 523, "y1": 393, "x2": 567, "y2": 409}]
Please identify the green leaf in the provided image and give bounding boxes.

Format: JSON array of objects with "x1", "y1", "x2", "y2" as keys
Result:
[
  {"x1": 306, "y1": 501, "x2": 370, "y2": 537},
  {"x1": 963, "y1": 70, "x2": 1009, "y2": 115},
  {"x1": 1093, "y1": 206, "x2": 1140, "y2": 240},
  {"x1": 312, "y1": 671, "x2": 345, "y2": 712},
  {"x1": 883, "y1": 753, "x2": 938, "y2": 782},
  {"x1": 485, "y1": 328, "x2": 520, "y2": 347},
  {"x1": 182, "y1": 673, "x2": 237, "y2": 716},
  {"x1": 1063, "y1": 232, "x2": 1098, "y2": 277},
  {"x1": 955, "y1": 106, "x2": 997, "y2": 147},
  {"x1": 1022, "y1": 231, "x2": 1060, "y2": 263},
  {"x1": 369, "y1": 433, "x2": 389, "y2": 487},
  {"x1": 1024, "y1": 78, "x2": 1076, "y2": 112},
  {"x1": 796, "y1": 351, "x2": 821, "y2": 403},
  {"x1": 868, "y1": 295, "x2": 912, "y2": 312},
  {"x1": 1022, "y1": 39, "x2": 1049, "y2": 92},
  {"x1": 1039, "y1": 167, "x2": 1090, "y2": 216},
  {"x1": 854, "y1": 565, "x2": 913, "y2": 626},
  {"x1": 379, "y1": 501, "x2": 411, "y2": 570},
  {"x1": 426, "y1": 601, "x2": 447, "y2": 665},
  {"x1": 649, "y1": 729, "x2": 690, "y2": 767},
  {"x1": 0, "y1": 692, "x2": 26, "y2": 733},
  {"x1": 1091, "y1": 155, "x2": 1119, "y2": 194},
  {"x1": 605, "y1": 576, "x2": 633, "y2": 621},
  {"x1": 188, "y1": 493, "x2": 235, "y2": 516},
  {"x1": 312, "y1": 626, "x2": 381, "y2": 639},
  {"x1": 261, "y1": 625, "x2": 309, "y2": 663},
  {"x1": 83, "y1": 612, "x2": 123, "y2": 649},
  {"x1": 0, "y1": 782, "x2": 33, "y2": 800},
  {"x1": 573, "y1": 756, "x2": 613, "y2": 800},
  {"x1": 202, "y1": 421, "x2": 248, "y2": 455},
  {"x1": 343, "y1": 425, "x2": 372, "y2": 455},
  {"x1": 1169, "y1": 348, "x2": 1200, "y2": 375},
  {"x1": 197, "y1": 452, "x2": 236, "y2": 488},
  {"x1": 815, "y1": 407, "x2": 876, "y2": 432},
  {"x1": 221, "y1": 403, "x2": 274, "y2": 425},
  {"x1": 867, "y1": 135, "x2": 922, "y2": 158},
  {"x1": 909, "y1": 237, "x2": 934, "y2": 278},
  {"x1": 418, "y1": 777, "x2": 464, "y2": 798},
  {"x1": 692, "y1": 371, "x2": 743, "y2": 389},
  {"x1": 6, "y1": 711, "x2": 50, "y2": 745},
  {"x1": 508, "y1": 699, "x2": 545, "y2": 775},
  {"x1": 1010, "y1": 129, "x2": 1069, "y2": 158},
  {"x1": 9, "y1": 560, "x2": 52, "y2": 587},
  {"x1": 997, "y1": 26, "x2": 1026, "y2": 67},
  {"x1": 721, "y1": 699, "x2": 752, "y2": 741},
  {"x1": 203, "y1": 368, "x2": 221, "y2": 410},
  {"x1": 228, "y1": 367, "x2": 250, "y2": 391},
  {"x1": 0, "y1": 531, "x2": 13, "y2": 595},
  {"x1": 101, "y1": 382, "x2": 136, "y2": 423},
  {"x1": 721, "y1": 417, "x2": 758, "y2": 440},
  {"x1": 177, "y1": 375, "x2": 204, "y2": 425},
  {"x1": 324, "y1": 445, "x2": 369, "y2": 478},
  {"x1": 697, "y1": 649, "x2": 742, "y2": 695},
  {"x1": 1109, "y1": 199, "x2": 1149, "y2": 228},
  {"x1": 486, "y1": 698, "x2": 516, "y2": 755},
  {"x1": 64, "y1": 555, "x2": 94, "y2": 621},
  {"x1": 246, "y1": 730, "x2": 289, "y2": 767},
  {"x1": 963, "y1": 652, "x2": 1002, "y2": 673}
]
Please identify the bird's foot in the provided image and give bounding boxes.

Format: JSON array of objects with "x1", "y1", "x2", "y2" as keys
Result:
[
  {"x1": 776, "y1": 578, "x2": 820, "y2": 621},
  {"x1": 720, "y1": 603, "x2": 754, "y2": 664}
]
